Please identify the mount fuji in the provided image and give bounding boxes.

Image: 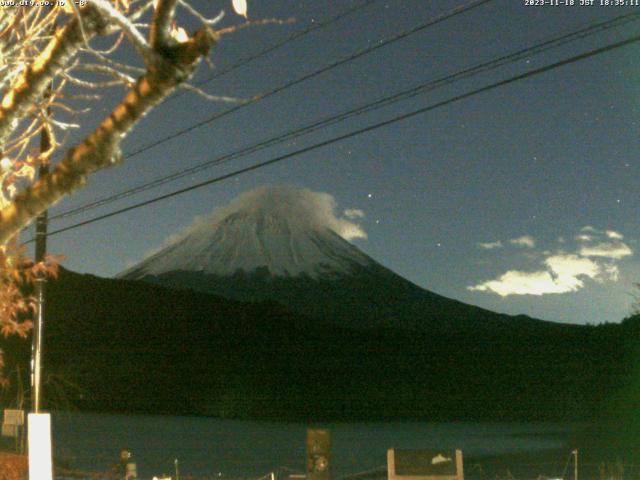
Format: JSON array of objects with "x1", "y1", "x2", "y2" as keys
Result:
[
  {"x1": 120, "y1": 186, "x2": 551, "y2": 331},
  {"x1": 121, "y1": 186, "x2": 374, "y2": 280}
]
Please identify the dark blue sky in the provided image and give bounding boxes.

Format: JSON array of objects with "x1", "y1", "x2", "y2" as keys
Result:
[{"x1": 38, "y1": 0, "x2": 640, "y2": 324}]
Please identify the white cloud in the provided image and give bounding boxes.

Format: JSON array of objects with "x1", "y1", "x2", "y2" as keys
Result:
[
  {"x1": 578, "y1": 229, "x2": 624, "y2": 243},
  {"x1": 478, "y1": 241, "x2": 503, "y2": 250},
  {"x1": 469, "y1": 270, "x2": 575, "y2": 296},
  {"x1": 575, "y1": 227, "x2": 632, "y2": 259},
  {"x1": 576, "y1": 234, "x2": 593, "y2": 242},
  {"x1": 509, "y1": 235, "x2": 536, "y2": 248},
  {"x1": 606, "y1": 230, "x2": 624, "y2": 240},
  {"x1": 468, "y1": 255, "x2": 600, "y2": 297},
  {"x1": 545, "y1": 254, "x2": 600, "y2": 287},
  {"x1": 337, "y1": 222, "x2": 368, "y2": 241},
  {"x1": 344, "y1": 208, "x2": 365, "y2": 219},
  {"x1": 469, "y1": 251, "x2": 621, "y2": 297},
  {"x1": 470, "y1": 227, "x2": 632, "y2": 297},
  {"x1": 220, "y1": 186, "x2": 368, "y2": 241},
  {"x1": 579, "y1": 241, "x2": 632, "y2": 259}
]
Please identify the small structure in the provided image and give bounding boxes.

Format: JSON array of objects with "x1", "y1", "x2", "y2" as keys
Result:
[
  {"x1": 307, "y1": 429, "x2": 331, "y2": 480},
  {"x1": 1, "y1": 409, "x2": 24, "y2": 440},
  {"x1": 387, "y1": 449, "x2": 464, "y2": 480}
]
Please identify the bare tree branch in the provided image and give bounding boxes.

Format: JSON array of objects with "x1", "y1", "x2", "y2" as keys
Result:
[
  {"x1": 0, "y1": 0, "x2": 250, "y2": 388},
  {"x1": 150, "y1": 0, "x2": 179, "y2": 49},
  {"x1": 0, "y1": 6, "x2": 107, "y2": 150},
  {"x1": 87, "y1": 0, "x2": 158, "y2": 65},
  {"x1": 0, "y1": 28, "x2": 217, "y2": 244},
  {"x1": 178, "y1": 82, "x2": 244, "y2": 103}
]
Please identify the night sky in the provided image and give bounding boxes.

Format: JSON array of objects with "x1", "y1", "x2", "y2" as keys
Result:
[{"x1": 34, "y1": 0, "x2": 640, "y2": 325}]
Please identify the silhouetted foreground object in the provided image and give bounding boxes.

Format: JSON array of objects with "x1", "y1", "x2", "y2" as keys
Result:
[{"x1": 307, "y1": 429, "x2": 331, "y2": 480}]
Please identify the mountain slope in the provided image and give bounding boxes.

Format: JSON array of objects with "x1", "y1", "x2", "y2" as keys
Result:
[{"x1": 120, "y1": 186, "x2": 560, "y2": 332}]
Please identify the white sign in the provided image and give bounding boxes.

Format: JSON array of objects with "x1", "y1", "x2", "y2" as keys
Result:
[{"x1": 28, "y1": 413, "x2": 53, "y2": 480}]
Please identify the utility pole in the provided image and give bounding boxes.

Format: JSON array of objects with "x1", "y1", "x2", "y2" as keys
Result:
[
  {"x1": 31, "y1": 95, "x2": 51, "y2": 414},
  {"x1": 573, "y1": 449, "x2": 578, "y2": 480},
  {"x1": 27, "y1": 83, "x2": 54, "y2": 480},
  {"x1": 27, "y1": 16, "x2": 55, "y2": 480}
]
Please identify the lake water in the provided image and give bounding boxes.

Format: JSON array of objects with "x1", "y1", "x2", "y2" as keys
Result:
[{"x1": 51, "y1": 412, "x2": 572, "y2": 479}]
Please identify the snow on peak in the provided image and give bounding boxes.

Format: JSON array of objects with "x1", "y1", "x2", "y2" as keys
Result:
[{"x1": 120, "y1": 186, "x2": 374, "y2": 279}]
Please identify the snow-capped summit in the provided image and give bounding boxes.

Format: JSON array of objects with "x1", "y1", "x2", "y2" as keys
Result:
[{"x1": 120, "y1": 186, "x2": 374, "y2": 279}]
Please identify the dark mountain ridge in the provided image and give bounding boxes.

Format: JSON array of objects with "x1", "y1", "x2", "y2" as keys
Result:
[
  {"x1": 1, "y1": 267, "x2": 634, "y2": 426},
  {"x1": 137, "y1": 265, "x2": 571, "y2": 334}
]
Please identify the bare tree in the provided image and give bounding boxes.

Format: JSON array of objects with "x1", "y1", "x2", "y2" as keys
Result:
[{"x1": 0, "y1": 0, "x2": 250, "y2": 382}]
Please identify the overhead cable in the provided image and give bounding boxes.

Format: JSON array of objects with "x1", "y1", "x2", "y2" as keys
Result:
[
  {"x1": 51, "y1": 10, "x2": 640, "y2": 221},
  {"x1": 29, "y1": 33, "x2": 640, "y2": 241}
]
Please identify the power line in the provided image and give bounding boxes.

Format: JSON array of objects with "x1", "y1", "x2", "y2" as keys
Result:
[
  {"x1": 51, "y1": 10, "x2": 640, "y2": 220},
  {"x1": 192, "y1": 0, "x2": 380, "y2": 88},
  {"x1": 45, "y1": 2, "x2": 381, "y2": 164},
  {"x1": 122, "y1": 0, "x2": 494, "y2": 159},
  {"x1": 30, "y1": 33, "x2": 640, "y2": 241},
  {"x1": 165, "y1": 0, "x2": 380, "y2": 105}
]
